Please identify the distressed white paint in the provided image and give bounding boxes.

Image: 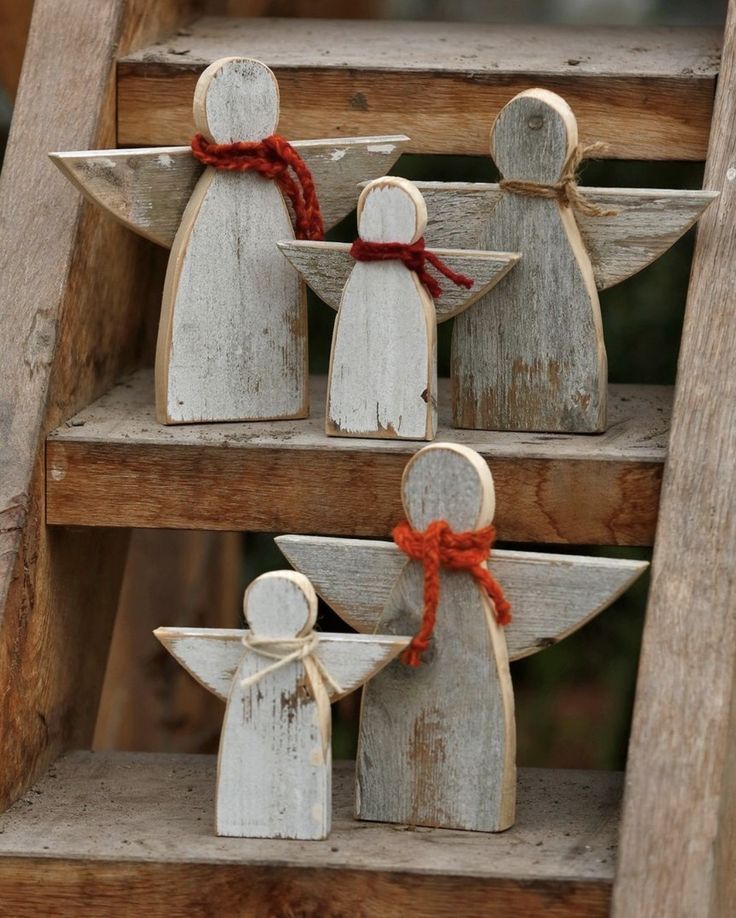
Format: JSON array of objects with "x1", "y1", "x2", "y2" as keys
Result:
[
  {"x1": 355, "y1": 444, "x2": 515, "y2": 830},
  {"x1": 275, "y1": 535, "x2": 648, "y2": 661},
  {"x1": 154, "y1": 570, "x2": 408, "y2": 839},
  {"x1": 50, "y1": 135, "x2": 409, "y2": 248},
  {"x1": 280, "y1": 177, "x2": 519, "y2": 440},
  {"x1": 278, "y1": 241, "x2": 519, "y2": 321}
]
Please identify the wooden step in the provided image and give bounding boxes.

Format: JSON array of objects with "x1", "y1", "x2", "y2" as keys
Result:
[
  {"x1": 46, "y1": 371, "x2": 669, "y2": 545},
  {"x1": 0, "y1": 752, "x2": 621, "y2": 916},
  {"x1": 117, "y1": 18, "x2": 720, "y2": 159}
]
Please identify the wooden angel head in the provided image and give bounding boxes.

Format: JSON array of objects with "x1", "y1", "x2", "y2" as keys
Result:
[
  {"x1": 491, "y1": 88, "x2": 578, "y2": 187},
  {"x1": 401, "y1": 441, "x2": 495, "y2": 532},
  {"x1": 193, "y1": 57, "x2": 280, "y2": 144},
  {"x1": 243, "y1": 568, "x2": 317, "y2": 640},
  {"x1": 356, "y1": 174, "x2": 428, "y2": 244}
]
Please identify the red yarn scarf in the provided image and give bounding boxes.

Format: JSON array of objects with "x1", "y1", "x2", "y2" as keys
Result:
[
  {"x1": 350, "y1": 237, "x2": 474, "y2": 298},
  {"x1": 393, "y1": 519, "x2": 512, "y2": 667},
  {"x1": 191, "y1": 133, "x2": 324, "y2": 241}
]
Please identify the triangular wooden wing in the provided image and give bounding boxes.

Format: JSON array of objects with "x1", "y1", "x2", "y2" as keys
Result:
[{"x1": 276, "y1": 535, "x2": 648, "y2": 660}]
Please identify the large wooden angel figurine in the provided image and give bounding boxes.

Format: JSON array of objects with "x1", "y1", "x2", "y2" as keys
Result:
[
  {"x1": 416, "y1": 88, "x2": 718, "y2": 433},
  {"x1": 278, "y1": 442, "x2": 647, "y2": 832},
  {"x1": 155, "y1": 571, "x2": 408, "y2": 839},
  {"x1": 50, "y1": 57, "x2": 408, "y2": 425},
  {"x1": 279, "y1": 176, "x2": 519, "y2": 439}
]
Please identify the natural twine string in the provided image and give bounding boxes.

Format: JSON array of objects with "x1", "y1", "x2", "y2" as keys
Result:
[
  {"x1": 239, "y1": 632, "x2": 343, "y2": 697},
  {"x1": 499, "y1": 142, "x2": 618, "y2": 218}
]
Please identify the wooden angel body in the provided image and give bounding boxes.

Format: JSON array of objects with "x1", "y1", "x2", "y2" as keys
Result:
[
  {"x1": 415, "y1": 88, "x2": 718, "y2": 433},
  {"x1": 155, "y1": 570, "x2": 408, "y2": 840},
  {"x1": 277, "y1": 442, "x2": 648, "y2": 832},
  {"x1": 279, "y1": 177, "x2": 519, "y2": 440},
  {"x1": 50, "y1": 57, "x2": 409, "y2": 425}
]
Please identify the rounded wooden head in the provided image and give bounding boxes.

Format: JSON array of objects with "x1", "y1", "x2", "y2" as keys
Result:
[
  {"x1": 490, "y1": 88, "x2": 578, "y2": 183},
  {"x1": 244, "y1": 570, "x2": 318, "y2": 639},
  {"x1": 357, "y1": 176, "x2": 427, "y2": 244},
  {"x1": 401, "y1": 443, "x2": 496, "y2": 531},
  {"x1": 193, "y1": 57, "x2": 279, "y2": 143}
]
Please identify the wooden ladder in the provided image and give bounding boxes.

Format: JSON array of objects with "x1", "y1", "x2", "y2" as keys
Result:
[{"x1": 0, "y1": 2, "x2": 734, "y2": 915}]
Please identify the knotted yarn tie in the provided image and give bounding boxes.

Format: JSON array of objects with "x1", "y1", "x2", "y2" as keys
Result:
[
  {"x1": 393, "y1": 519, "x2": 512, "y2": 667},
  {"x1": 239, "y1": 631, "x2": 343, "y2": 697},
  {"x1": 191, "y1": 133, "x2": 325, "y2": 241},
  {"x1": 350, "y1": 237, "x2": 474, "y2": 299},
  {"x1": 499, "y1": 141, "x2": 618, "y2": 218}
]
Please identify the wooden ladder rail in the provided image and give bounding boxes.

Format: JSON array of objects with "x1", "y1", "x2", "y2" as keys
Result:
[
  {"x1": 613, "y1": 1, "x2": 736, "y2": 915},
  {"x1": 0, "y1": 0, "x2": 203, "y2": 810}
]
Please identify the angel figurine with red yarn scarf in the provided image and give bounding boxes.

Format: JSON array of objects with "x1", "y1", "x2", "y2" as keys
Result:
[
  {"x1": 279, "y1": 176, "x2": 519, "y2": 440},
  {"x1": 50, "y1": 57, "x2": 408, "y2": 424},
  {"x1": 276, "y1": 442, "x2": 647, "y2": 831}
]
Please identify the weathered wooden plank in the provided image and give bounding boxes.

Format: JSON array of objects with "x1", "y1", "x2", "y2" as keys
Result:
[
  {"x1": 117, "y1": 19, "x2": 720, "y2": 159},
  {"x1": 0, "y1": 0, "x2": 33, "y2": 99},
  {"x1": 0, "y1": 751, "x2": 620, "y2": 916},
  {"x1": 49, "y1": 136, "x2": 408, "y2": 248},
  {"x1": 46, "y1": 371, "x2": 670, "y2": 545},
  {"x1": 276, "y1": 535, "x2": 648, "y2": 661},
  {"x1": 0, "y1": 0, "x2": 201, "y2": 812},
  {"x1": 613, "y1": 5, "x2": 736, "y2": 917},
  {"x1": 418, "y1": 184, "x2": 718, "y2": 292}
]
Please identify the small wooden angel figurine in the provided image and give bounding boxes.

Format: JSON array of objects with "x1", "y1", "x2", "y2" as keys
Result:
[
  {"x1": 51, "y1": 57, "x2": 408, "y2": 425},
  {"x1": 155, "y1": 570, "x2": 408, "y2": 839},
  {"x1": 279, "y1": 176, "x2": 520, "y2": 440},
  {"x1": 278, "y1": 442, "x2": 647, "y2": 832},
  {"x1": 416, "y1": 88, "x2": 717, "y2": 433}
]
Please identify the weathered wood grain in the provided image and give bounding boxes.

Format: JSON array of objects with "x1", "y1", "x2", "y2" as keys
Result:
[
  {"x1": 419, "y1": 183, "x2": 718, "y2": 291},
  {"x1": 357, "y1": 444, "x2": 516, "y2": 831},
  {"x1": 0, "y1": 0, "x2": 200, "y2": 813},
  {"x1": 453, "y1": 90, "x2": 605, "y2": 433},
  {"x1": 157, "y1": 57, "x2": 306, "y2": 424},
  {"x1": 154, "y1": 628, "x2": 411, "y2": 704},
  {"x1": 0, "y1": 751, "x2": 620, "y2": 916},
  {"x1": 117, "y1": 18, "x2": 720, "y2": 160},
  {"x1": 278, "y1": 241, "x2": 519, "y2": 321},
  {"x1": 156, "y1": 571, "x2": 407, "y2": 839},
  {"x1": 49, "y1": 135, "x2": 408, "y2": 248},
  {"x1": 276, "y1": 535, "x2": 648, "y2": 662},
  {"x1": 45, "y1": 371, "x2": 670, "y2": 545},
  {"x1": 613, "y1": 4, "x2": 736, "y2": 917},
  {"x1": 326, "y1": 178, "x2": 437, "y2": 440},
  {"x1": 0, "y1": 0, "x2": 33, "y2": 99}
]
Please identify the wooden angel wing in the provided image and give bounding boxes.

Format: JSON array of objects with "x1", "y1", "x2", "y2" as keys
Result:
[
  {"x1": 416, "y1": 181, "x2": 718, "y2": 289},
  {"x1": 278, "y1": 240, "x2": 520, "y2": 322},
  {"x1": 276, "y1": 535, "x2": 648, "y2": 661},
  {"x1": 153, "y1": 627, "x2": 408, "y2": 702},
  {"x1": 50, "y1": 135, "x2": 408, "y2": 248}
]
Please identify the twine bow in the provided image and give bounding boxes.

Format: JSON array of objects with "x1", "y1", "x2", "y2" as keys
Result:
[
  {"x1": 499, "y1": 142, "x2": 618, "y2": 218},
  {"x1": 393, "y1": 519, "x2": 512, "y2": 667},
  {"x1": 239, "y1": 632, "x2": 343, "y2": 697},
  {"x1": 350, "y1": 237, "x2": 474, "y2": 298},
  {"x1": 191, "y1": 133, "x2": 325, "y2": 241}
]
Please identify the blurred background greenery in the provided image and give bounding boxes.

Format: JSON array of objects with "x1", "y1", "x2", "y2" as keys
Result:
[{"x1": 0, "y1": 0, "x2": 726, "y2": 769}]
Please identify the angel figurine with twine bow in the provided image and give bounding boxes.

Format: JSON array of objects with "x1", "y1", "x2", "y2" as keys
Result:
[
  {"x1": 279, "y1": 176, "x2": 519, "y2": 439},
  {"x1": 277, "y1": 442, "x2": 648, "y2": 832},
  {"x1": 412, "y1": 87, "x2": 718, "y2": 433},
  {"x1": 50, "y1": 57, "x2": 408, "y2": 425},
  {"x1": 155, "y1": 571, "x2": 408, "y2": 839}
]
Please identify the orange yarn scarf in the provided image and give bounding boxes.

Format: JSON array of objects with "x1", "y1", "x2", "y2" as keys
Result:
[{"x1": 392, "y1": 519, "x2": 512, "y2": 667}]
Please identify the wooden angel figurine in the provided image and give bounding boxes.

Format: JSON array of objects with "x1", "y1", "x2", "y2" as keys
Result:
[
  {"x1": 155, "y1": 570, "x2": 408, "y2": 839},
  {"x1": 416, "y1": 88, "x2": 718, "y2": 433},
  {"x1": 279, "y1": 176, "x2": 519, "y2": 440},
  {"x1": 277, "y1": 442, "x2": 648, "y2": 832},
  {"x1": 50, "y1": 57, "x2": 408, "y2": 425}
]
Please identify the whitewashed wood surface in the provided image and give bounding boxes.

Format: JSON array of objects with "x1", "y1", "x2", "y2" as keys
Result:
[
  {"x1": 356, "y1": 443, "x2": 515, "y2": 830},
  {"x1": 278, "y1": 241, "x2": 519, "y2": 321},
  {"x1": 276, "y1": 535, "x2": 647, "y2": 662},
  {"x1": 50, "y1": 135, "x2": 409, "y2": 247}
]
